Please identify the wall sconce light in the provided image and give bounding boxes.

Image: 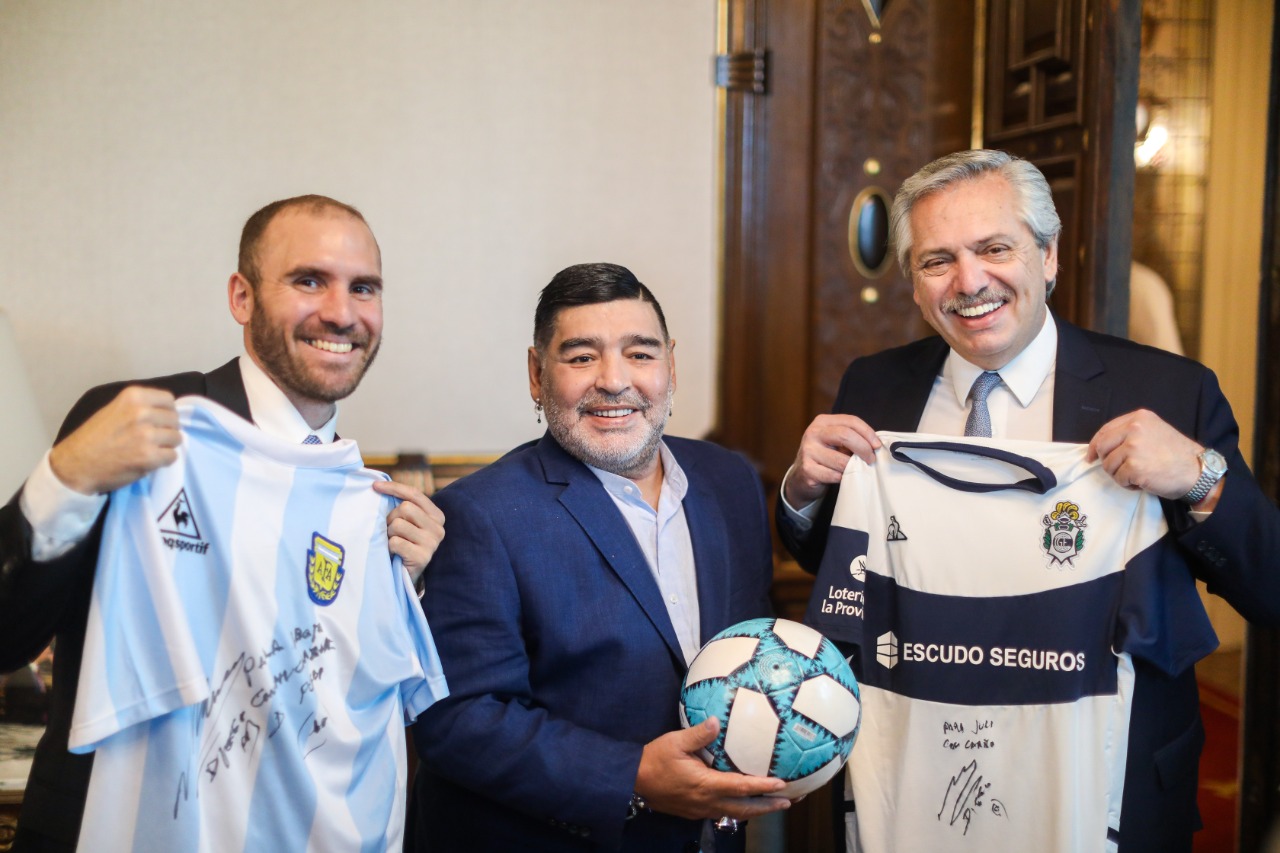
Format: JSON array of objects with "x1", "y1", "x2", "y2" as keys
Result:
[{"x1": 1135, "y1": 97, "x2": 1169, "y2": 169}]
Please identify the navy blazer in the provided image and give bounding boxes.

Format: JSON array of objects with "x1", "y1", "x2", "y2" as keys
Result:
[
  {"x1": 777, "y1": 316, "x2": 1280, "y2": 853},
  {"x1": 0, "y1": 359, "x2": 250, "y2": 852},
  {"x1": 408, "y1": 433, "x2": 774, "y2": 852}
]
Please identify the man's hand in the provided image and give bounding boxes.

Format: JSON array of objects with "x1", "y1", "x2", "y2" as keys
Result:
[
  {"x1": 372, "y1": 480, "x2": 445, "y2": 585},
  {"x1": 634, "y1": 718, "x2": 790, "y2": 821},
  {"x1": 783, "y1": 414, "x2": 881, "y2": 509},
  {"x1": 48, "y1": 386, "x2": 181, "y2": 495},
  {"x1": 1087, "y1": 409, "x2": 1217, "y2": 506}
]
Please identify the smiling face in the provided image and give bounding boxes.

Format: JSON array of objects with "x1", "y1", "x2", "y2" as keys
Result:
[
  {"x1": 529, "y1": 298, "x2": 675, "y2": 481},
  {"x1": 908, "y1": 174, "x2": 1057, "y2": 370},
  {"x1": 229, "y1": 207, "x2": 383, "y2": 426}
]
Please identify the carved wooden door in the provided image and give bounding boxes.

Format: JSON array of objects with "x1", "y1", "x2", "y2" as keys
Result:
[
  {"x1": 984, "y1": 0, "x2": 1140, "y2": 334},
  {"x1": 715, "y1": 0, "x2": 976, "y2": 497},
  {"x1": 715, "y1": 0, "x2": 1138, "y2": 500}
]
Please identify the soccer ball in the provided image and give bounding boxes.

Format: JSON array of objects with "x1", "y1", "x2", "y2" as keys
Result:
[{"x1": 679, "y1": 617, "x2": 861, "y2": 798}]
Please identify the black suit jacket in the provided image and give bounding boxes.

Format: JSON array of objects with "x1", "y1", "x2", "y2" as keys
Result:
[
  {"x1": 0, "y1": 359, "x2": 249, "y2": 852},
  {"x1": 777, "y1": 318, "x2": 1280, "y2": 853}
]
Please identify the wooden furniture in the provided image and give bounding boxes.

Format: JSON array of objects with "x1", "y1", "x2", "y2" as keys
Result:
[
  {"x1": 0, "y1": 723, "x2": 45, "y2": 853},
  {"x1": 0, "y1": 790, "x2": 19, "y2": 853}
]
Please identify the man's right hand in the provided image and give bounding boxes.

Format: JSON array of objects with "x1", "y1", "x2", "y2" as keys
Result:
[
  {"x1": 783, "y1": 414, "x2": 881, "y2": 509},
  {"x1": 634, "y1": 718, "x2": 790, "y2": 822},
  {"x1": 48, "y1": 386, "x2": 181, "y2": 495}
]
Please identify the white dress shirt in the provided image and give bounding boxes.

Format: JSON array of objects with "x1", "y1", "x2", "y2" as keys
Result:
[
  {"x1": 19, "y1": 355, "x2": 337, "y2": 561},
  {"x1": 588, "y1": 441, "x2": 703, "y2": 665},
  {"x1": 783, "y1": 313, "x2": 1058, "y2": 526},
  {"x1": 917, "y1": 311, "x2": 1057, "y2": 440}
]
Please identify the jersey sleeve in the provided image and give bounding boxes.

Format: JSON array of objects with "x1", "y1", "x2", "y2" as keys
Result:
[
  {"x1": 1113, "y1": 492, "x2": 1219, "y2": 677},
  {"x1": 364, "y1": 485, "x2": 448, "y2": 721},
  {"x1": 69, "y1": 460, "x2": 210, "y2": 753},
  {"x1": 803, "y1": 452, "x2": 874, "y2": 654},
  {"x1": 395, "y1": 553, "x2": 449, "y2": 720}
]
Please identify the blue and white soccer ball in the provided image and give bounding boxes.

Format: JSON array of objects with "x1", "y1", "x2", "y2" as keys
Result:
[{"x1": 679, "y1": 617, "x2": 861, "y2": 798}]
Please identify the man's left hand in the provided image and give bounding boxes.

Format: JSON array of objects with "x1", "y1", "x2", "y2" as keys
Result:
[
  {"x1": 372, "y1": 480, "x2": 446, "y2": 585},
  {"x1": 1087, "y1": 409, "x2": 1218, "y2": 508}
]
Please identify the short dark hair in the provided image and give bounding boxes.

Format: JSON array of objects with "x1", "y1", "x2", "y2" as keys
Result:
[
  {"x1": 238, "y1": 195, "x2": 372, "y2": 288},
  {"x1": 533, "y1": 263, "x2": 669, "y2": 353}
]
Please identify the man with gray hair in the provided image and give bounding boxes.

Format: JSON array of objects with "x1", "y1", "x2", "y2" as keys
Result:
[{"x1": 778, "y1": 149, "x2": 1280, "y2": 852}]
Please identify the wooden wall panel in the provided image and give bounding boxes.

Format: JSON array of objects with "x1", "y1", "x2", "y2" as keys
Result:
[
  {"x1": 809, "y1": 0, "x2": 974, "y2": 412},
  {"x1": 715, "y1": 0, "x2": 977, "y2": 493},
  {"x1": 983, "y1": 0, "x2": 1140, "y2": 334}
]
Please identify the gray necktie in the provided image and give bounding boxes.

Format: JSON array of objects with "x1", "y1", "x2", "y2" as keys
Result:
[
  {"x1": 302, "y1": 434, "x2": 323, "y2": 445},
  {"x1": 964, "y1": 371, "x2": 1002, "y2": 437}
]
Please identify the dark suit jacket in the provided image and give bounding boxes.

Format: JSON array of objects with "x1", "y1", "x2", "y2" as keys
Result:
[
  {"x1": 0, "y1": 359, "x2": 249, "y2": 852},
  {"x1": 777, "y1": 317, "x2": 1280, "y2": 853},
  {"x1": 407, "y1": 433, "x2": 774, "y2": 853}
]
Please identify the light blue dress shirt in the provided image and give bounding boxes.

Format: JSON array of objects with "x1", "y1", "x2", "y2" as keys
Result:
[{"x1": 588, "y1": 441, "x2": 702, "y2": 665}]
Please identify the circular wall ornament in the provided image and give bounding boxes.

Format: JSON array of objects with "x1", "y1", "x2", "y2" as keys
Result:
[{"x1": 847, "y1": 186, "x2": 892, "y2": 279}]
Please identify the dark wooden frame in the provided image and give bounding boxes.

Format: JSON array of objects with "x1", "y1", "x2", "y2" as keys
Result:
[{"x1": 1239, "y1": 8, "x2": 1280, "y2": 849}]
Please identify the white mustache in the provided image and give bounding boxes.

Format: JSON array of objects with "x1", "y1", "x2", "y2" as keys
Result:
[
  {"x1": 941, "y1": 286, "x2": 1012, "y2": 313},
  {"x1": 575, "y1": 392, "x2": 651, "y2": 414}
]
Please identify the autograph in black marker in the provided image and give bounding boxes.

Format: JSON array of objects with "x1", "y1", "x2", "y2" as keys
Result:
[
  {"x1": 175, "y1": 624, "x2": 336, "y2": 819},
  {"x1": 938, "y1": 759, "x2": 1008, "y2": 835}
]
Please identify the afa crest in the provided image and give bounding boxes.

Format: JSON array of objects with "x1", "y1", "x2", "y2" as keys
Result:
[
  {"x1": 1041, "y1": 500, "x2": 1087, "y2": 567},
  {"x1": 307, "y1": 533, "x2": 346, "y2": 605}
]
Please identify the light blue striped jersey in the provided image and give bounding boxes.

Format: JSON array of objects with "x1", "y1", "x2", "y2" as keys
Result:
[
  {"x1": 69, "y1": 396, "x2": 448, "y2": 853},
  {"x1": 804, "y1": 434, "x2": 1217, "y2": 853}
]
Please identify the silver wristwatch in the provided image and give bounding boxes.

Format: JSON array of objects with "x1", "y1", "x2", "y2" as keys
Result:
[{"x1": 1181, "y1": 448, "x2": 1227, "y2": 505}]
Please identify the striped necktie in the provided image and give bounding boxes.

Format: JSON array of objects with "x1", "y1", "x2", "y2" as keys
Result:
[{"x1": 964, "y1": 371, "x2": 1002, "y2": 438}]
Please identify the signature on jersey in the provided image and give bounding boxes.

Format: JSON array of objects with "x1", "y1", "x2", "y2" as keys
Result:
[
  {"x1": 172, "y1": 624, "x2": 335, "y2": 819},
  {"x1": 938, "y1": 759, "x2": 1008, "y2": 835}
]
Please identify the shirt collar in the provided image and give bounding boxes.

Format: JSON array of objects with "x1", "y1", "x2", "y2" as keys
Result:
[
  {"x1": 588, "y1": 441, "x2": 688, "y2": 510},
  {"x1": 237, "y1": 355, "x2": 338, "y2": 444},
  {"x1": 944, "y1": 311, "x2": 1057, "y2": 408}
]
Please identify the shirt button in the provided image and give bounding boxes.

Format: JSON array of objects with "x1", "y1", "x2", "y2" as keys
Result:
[{"x1": 669, "y1": 594, "x2": 678, "y2": 604}]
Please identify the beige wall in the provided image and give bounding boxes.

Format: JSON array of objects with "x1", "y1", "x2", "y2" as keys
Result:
[
  {"x1": 1198, "y1": 0, "x2": 1273, "y2": 652},
  {"x1": 0, "y1": 1, "x2": 717, "y2": 457},
  {"x1": 1201, "y1": 0, "x2": 1271, "y2": 469}
]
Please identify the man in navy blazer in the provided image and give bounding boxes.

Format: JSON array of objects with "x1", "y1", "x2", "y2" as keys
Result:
[
  {"x1": 408, "y1": 263, "x2": 789, "y2": 852},
  {"x1": 777, "y1": 150, "x2": 1280, "y2": 852},
  {"x1": 0, "y1": 196, "x2": 445, "y2": 852}
]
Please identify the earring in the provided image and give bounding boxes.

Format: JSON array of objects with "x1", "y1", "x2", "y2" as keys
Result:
[{"x1": 535, "y1": 401, "x2": 543, "y2": 424}]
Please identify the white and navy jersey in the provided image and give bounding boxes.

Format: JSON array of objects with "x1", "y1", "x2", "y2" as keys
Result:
[
  {"x1": 69, "y1": 397, "x2": 448, "y2": 853},
  {"x1": 804, "y1": 433, "x2": 1217, "y2": 853}
]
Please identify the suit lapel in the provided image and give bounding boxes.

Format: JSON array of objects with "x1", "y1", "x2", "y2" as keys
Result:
[
  {"x1": 895, "y1": 339, "x2": 950, "y2": 430},
  {"x1": 203, "y1": 358, "x2": 254, "y2": 423},
  {"x1": 537, "y1": 435, "x2": 686, "y2": 664},
  {"x1": 670, "y1": 443, "x2": 731, "y2": 646},
  {"x1": 1051, "y1": 319, "x2": 1110, "y2": 442}
]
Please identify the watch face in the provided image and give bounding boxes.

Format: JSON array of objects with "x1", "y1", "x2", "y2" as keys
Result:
[{"x1": 1203, "y1": 449, "x2": 1228, "y2": 475}]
